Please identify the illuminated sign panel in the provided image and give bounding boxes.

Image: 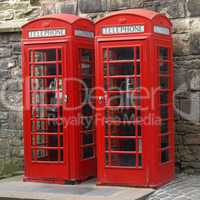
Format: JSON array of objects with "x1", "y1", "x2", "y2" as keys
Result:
[
  {"x1": 75, "y1": 30, "x2": 94, "y2": 38},
  {"x1": 102, "y1": 25, "x2": 144, "y2": 35},
  {"x1": 29, "y1": 29, "x2": 66, "y2": 38},
  {"x1": 154, "y1": 26, "x2": 170, "y2": 35}
]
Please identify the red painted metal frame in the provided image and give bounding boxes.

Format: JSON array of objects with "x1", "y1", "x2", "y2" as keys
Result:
[
  {"x1": 22, "y1": 14, "x2": 95, "y2": 184},
  {"x1": 95, "y1": 9, "x2": 175, "y2": 187}
]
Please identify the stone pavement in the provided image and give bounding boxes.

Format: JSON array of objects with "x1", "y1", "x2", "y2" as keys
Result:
[
  {"x1": 0, "y1": 176, "x2": 154, "y2": 200},
  {"x1": 147, "y1": 174, "x2": 200, "y2": 200}
]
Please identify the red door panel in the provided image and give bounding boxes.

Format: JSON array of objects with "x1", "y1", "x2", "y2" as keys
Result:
[
  {"x1": 96, "y1": 40, "x2": 149, "y2": 186},
  {"x1": 23, "y1": 43, "x2": 70, "y2": 182}
]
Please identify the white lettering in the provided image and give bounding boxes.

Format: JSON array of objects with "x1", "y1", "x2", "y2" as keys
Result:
[
  {"x1": 102, "y1": 25, "x2": 145, "y2": 35},
  {"x1": 28, "y1": 29, "x2": 66, "y2": 38}
]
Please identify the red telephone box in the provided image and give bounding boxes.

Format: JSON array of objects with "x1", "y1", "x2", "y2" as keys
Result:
[
  {"x1": 95, "y1": 9, "x2": 175, "y2": 187},
  {"x1": 21, "y1": 14, "x2": 96, "y2": 184}
]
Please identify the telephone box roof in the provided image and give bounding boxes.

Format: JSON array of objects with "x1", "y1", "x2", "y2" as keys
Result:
[
  {"x1": 22, "y1": 14, "x2": 92, "y2": 28},
  {"x1": 96, "y1": 9, "x2": 172, "y2": 25}
]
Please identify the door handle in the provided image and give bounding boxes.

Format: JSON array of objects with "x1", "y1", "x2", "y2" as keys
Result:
[
  {"x1": 64, "y1": 94, "x2": 68, "y2": 103},
  {"x1": 98, "y1": 96, "x2": 104, "y2": 104}
]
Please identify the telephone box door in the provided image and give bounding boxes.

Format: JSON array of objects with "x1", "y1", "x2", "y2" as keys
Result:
[
  {"x1": 96, "y1": 40, "x2": 149, "y2": 186},
  {"x1": 23, "y1": 43, "x2": 70, "y2": 181}
]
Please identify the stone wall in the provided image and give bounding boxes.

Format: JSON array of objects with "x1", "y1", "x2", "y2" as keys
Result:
[{"x1": 0, "y1": 0, "x2": 199, "y2": 176}]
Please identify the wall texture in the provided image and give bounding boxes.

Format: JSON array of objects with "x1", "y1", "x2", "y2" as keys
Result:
[{"x1": 0, "y1": 0, "x2": 199, "y2": 177}]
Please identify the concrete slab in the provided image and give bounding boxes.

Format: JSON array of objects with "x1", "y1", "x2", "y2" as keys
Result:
[{"x1": 0, "y1": 176, "x2": 155, "y2": 200}]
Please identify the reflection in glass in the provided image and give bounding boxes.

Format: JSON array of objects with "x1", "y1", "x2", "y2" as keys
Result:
[
  {"x1": 111, "y1": 138, "x2": 136, "y2": 151},
  {"x1": 160, "y1": 47, "x2": 168, "y2": 60},
  {"x1": 109, "y1": 47, "x2": 134, "y2": 60},
  {"x1": 111, "y1": 154, "x2": 136, "y2": 167},
  {"x1": 109, "y1": 63, "x2": 134, "y2": 76}
]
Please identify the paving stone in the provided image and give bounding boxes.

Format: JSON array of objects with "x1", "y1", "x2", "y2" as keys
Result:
[{"x1": 147, "y1": 174, "x2": 200, "y2": 200}]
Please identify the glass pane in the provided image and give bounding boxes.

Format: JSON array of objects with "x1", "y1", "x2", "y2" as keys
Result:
[
  {"x1": 80, "y1": 49, "x2": 92, "y2": 61},
  {"x1": 136, "y1": 47, "x2": 140, "y2": 60},
  {"x1": 105, "y1": 123, "x2": 136, "y2": 136},
  {"x1": 160, "y1": 62, "x2": 169, "y2": 74},
  {"x1": 161, "y1": 135, "x2": 169, "y2": 148},
  {"x1": 31, "y1": 64, "x2": 61, "y2": 76},
  {"x1": 161, "y1": 150, "x2": 169, "y2": 163},
  {"x1": 161, "y1": 120, "x2": 168, "y2": 134},
  {"x1": 108, "y1": 63, "x2": 134, "y2": 76},
  {"x1": 107, "y1": 108, "x2": 136, "y2": 121},
  {"x1": 105, "y1": 152, "x2": 109, "y2": 165},
  {"x1": 83, "y1": 133, "x2": 93, "y2": 144},
  {"x1": 31, "y1": 120, "x2": 63, "y2": 133},
  {"x1": 81, "y1": 63, "x2": 92, "y2": 77},
  {"x1": 160, "y1": 91, "x2": 169, "y2": 104},
  {"x1": 138, "y1": 154, "x2": 142, "y2": 167},
  {"x1": 109, "y1": 47, "x2": 134, "y2": 60},
  {"x1": 83, "y1": 146, "x2": 94, "y2": 159},
  {"x1": 32, "y1": 106, "x2": 62, "y2": 118},
  {"x1": 109, "y1": 93, "x2": 135, "y2": 106},
  {"x1": 138, "y1": 139, "x2": 142, "y2": 152},
  {"x1": 31, "y1": 92, "x2": 62, "y2": 105},
  {"x1": 161, "y1": 106, "x2": 168, "y2": 119},
  {"x1": 111, "y1": 154, "x2": 136, "y2": 167},
  {"x1": 31, "y1": 78, "x2": 62, "y2": 91},
  {"x1": 136, "y1": 62, "x2": 140, "y2": 75},
  {"x1": 111, "y1": 138, "x2": 136, "y2": 151},
  {"x1": 160, "y1": 47, "x2": 168, "y2": 60},
  {"x1": 32, "y1": 49, "x2": 57, "y2": 62},
  {"x1": 32, "y1": 149, "x2": 61, "y2": 161},
  {"x1": 160, "y1": 76, "x2": 169, "y2": 89},
  {"x1": 138, "y1": 125, "x2": 141, "y2": 136},
  {"x1": 105, "y1": 78, "x2": 134, "y2": 91}
]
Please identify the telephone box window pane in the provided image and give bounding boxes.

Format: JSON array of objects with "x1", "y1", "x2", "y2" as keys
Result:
[
  {"x1": 109, "y1": 93, "x2": 135, "y2": 106},
  {"x1": 138, "y1": 154, "x2": 142, "y2": 167},
  {"x1": 111, "y1": 154, "x2": 136, "y2": 167},
  {"x1": 33, "y1": 149, "x2": 59, "y2": 161},
  {"x1": 160, "y1": 47, "x2": 168, "y2": 60},
  {"x1": 136, "y1": 62, "x2": 140, "y2": 75},
  {"x1": 109, "y1": 63, "x2": 134, "y2": 76},
  {"x1": 82, "y1": 104, "x2": 92, "y2": 116},
  {"x1": 31, "y1": 64, "x2": 57, "y2": 76},
  {"x1": 31, "y1": 78, "x2": 61, "y2": 90},
  {"x1": 108, "y1": 123, "x2": 136, "y2": 136},
  {"x1": 31, "y1": 92, "x2": 62, "y2": 105},
  {"x1": 161, "y1": 106, "x2": 168, "y2": 119},
  {"x1": 138, "y1": 125, "x2": 141, "y2": 136},
  {"x1": 33, "y1": 135, "x2": 62, "y2": 147},
  {"x1": 107, "y1": 78, "x2": 134, "y2": 91},
  {"x1": 81, "y1": 64, "x2": 92, "y2": 76},
  {"x1": 160, "y1": 91, "x2": 169, "y2": 104},
  {"x1": 108, "y1": 108, "x2": 136, "y2": 121},
  {"x1": 161, "y1": 150, "x2": 169, "y2": 163},
  {"x1": 161, "y1": 120, "x2": 168, "y2": 134},
  {"x1": 160, "y1": 62, "x2": 169, "y2": 74},
  {"x1": 83, "y1": 146, "x2": 94, "y2": 159},
  {"x1": 111, "y1": 138, "x2": 136, "y2": 151},
  {"x1": 104, "y1": 49, "x2": 107, "y2": 61},
  {"x1": 82, "y1": 117, "x2": 94, "y2": 130},
  {"x1": 136, "y1": 47, "x2": 140, "y2": 60},
  {"x1": 83, "y1": 134, "x2": 93, "y2": 144},
  {"x1": 160, "y1": 76, "x2": 169, "y2": 89},
  {"x1": 105, "y1": 153, "x2": 109, "y2": 165},
  {"x1": 138, "y1": 139, "x2": 142, "y2": 152},
  {"x1": 34, "y1": 49, "x2": 57, "y2": 62},
  {"x1": 81, "y1": 49, "x2": 92, "y2": 61},
  {"x1": 109, "y1": 48, "x2": 134, "y2": 60},
  {"x1": 161, "y1": 135, "x2": 169, "y2": 148},
  {"x1": 31, "y1": 107, "x2": 62, "y2": 118}
]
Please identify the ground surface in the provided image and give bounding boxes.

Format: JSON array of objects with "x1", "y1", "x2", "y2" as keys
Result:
[
  {"x1": 0, "y1": 176, "x2": 154, "y2": 200},
  {"x1": 147, "y1": 174, "x2": 200, "y2": 200}
]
